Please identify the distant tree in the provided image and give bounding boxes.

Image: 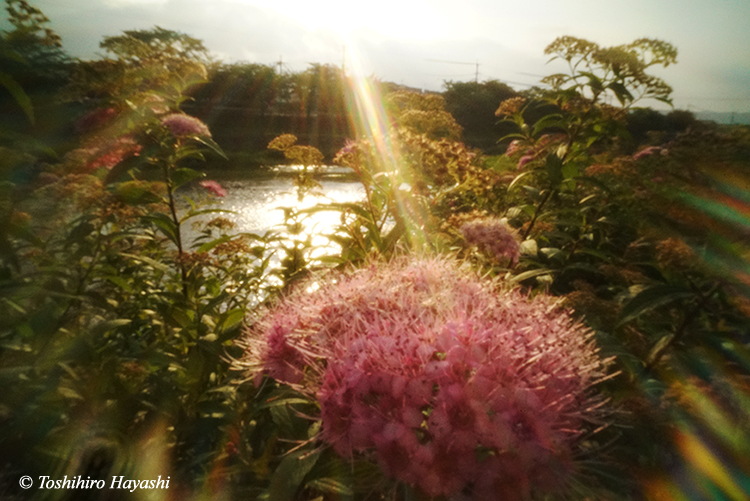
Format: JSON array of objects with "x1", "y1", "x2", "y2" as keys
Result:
[
  {"x1": 191, "y1": 62, "x2": 280, "y2": 116},
  {"x1": 67, "y1": 26, "x2": 210, "y2": 106},
  {"x1": 1, "y1": 0, "x2": 69, "y2": 98},
  {"x1": 626, "y1": 108, "x2": 698, "y2": 145},
  {"x1": 626, "y1": 107, "x2": 667, "y2": 143},
  {"x1": 293, "y1": 64, "x2": 346, "y2": 118},
  {"x1": 291, "y1": 64, "x2": 349, "y2": 149},
  {"x1": 442, "y1": 80, "x2": 517, "y2": 145},
  {"x1": 665, "y1": 109, "x2": 697, "y2": 132}
]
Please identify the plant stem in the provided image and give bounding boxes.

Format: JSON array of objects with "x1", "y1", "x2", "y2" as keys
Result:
[
  {"x1": 165, "y1": 161, "x2": 189, "y2": 298},
  {"x1": 522, "y1": 188, "x2": 555, "y2": 240},
  {"x1": 644, "y1": 282, "x2": 720, "y2": 370}
]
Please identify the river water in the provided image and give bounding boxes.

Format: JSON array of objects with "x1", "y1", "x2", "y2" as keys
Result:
[{"x1": 180, "y1": 165, "x2": 364, "y2": 249}]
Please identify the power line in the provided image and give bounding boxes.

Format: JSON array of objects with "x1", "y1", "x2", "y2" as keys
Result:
[{"x1": 426, "y1": 59, "x2": 480, "y2": 83}]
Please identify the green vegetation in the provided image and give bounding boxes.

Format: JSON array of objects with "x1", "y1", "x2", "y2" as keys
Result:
[{"x1": 2, "y1": 2, "x2": 750, "y2": 500}]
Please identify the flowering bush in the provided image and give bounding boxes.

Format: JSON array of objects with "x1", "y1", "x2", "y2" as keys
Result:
[
  {"x1": 243, "y1": 256, "x2": 611, "y2": 499},
  {"x1": 161, "y1": 112, "x2": 211, "y2": 137},
  {"x1": 459, "y1": 216, "x2": 521, "y2": 265}
]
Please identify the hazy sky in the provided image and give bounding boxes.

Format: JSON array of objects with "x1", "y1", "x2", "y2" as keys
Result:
[{"x1": 6, "y1": 0, "x2": 750, "y2": 112}]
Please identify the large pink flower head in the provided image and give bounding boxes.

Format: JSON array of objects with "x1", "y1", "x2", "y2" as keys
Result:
[
  {"x1": 242, "y1": 256, "x2": 610, "y2": 500},
  {"x1": 160, "y1": 113, "x2": 211, "y2": 138}
]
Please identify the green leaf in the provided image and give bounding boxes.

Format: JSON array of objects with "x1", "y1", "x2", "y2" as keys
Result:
[
  {"x1": 646, "y1": 334, "x2": 675, "y2": 365},
  {"x1": 511, "y1": 268, "x2": 554, "y2": 283},
  {"x1": 381, "y1": 219, "x2": 405, "y2": 254},
  {"x1": 91, "y1": 318, "x2": 132, "y2": 336},
  {"x1": 655, "y1": 96, "x2": 673, "y2": 106},
  {"x1": 498, "y1": 132, "x2": 527, "y2": 143},
  {"x1": 545, "y1": 153, "x2": 563, "y2": 186},
  {"x1": 171, "y1": 167, "x2": 205, "y2": 189},
  {"x1": 306, "y1": 478, "x2": 354, "y2": 496},
  {"x1": 115, "y1": 182, "x2": 162, "y2": 205},
  {"x1": 532, "y1": 113, "x2": 564, "y2": 136},
  {"x1": 507, "y1": 171, "x2": 533, "y2": 192},
  {"x1": 607, "y1": 82, "x2": 634, "y2": 105},
  {"x1": 104, "y1": 275, "x2": 133, "y2": 293},
  {"x1": 181, "y1": 208, "x2": 230, "y2": 224},
  {"x1": 617, "y1": 285, "x2": 695, "y2": 327},
  {"x1": 257, "y1": 397, "x2": 313, "y2": 410},
  {"x1": 193, "y1": 135, "x2": 228, "y2": 160},
  {"x1": 579, "y1": 71, "x2": 604, "y2": 93},
  {"x1": 121, "y1": 252, "x2": 171, "y2": 272},
  {"x1": 268, "y1": 449, "x2": 322, "y2": 501},
  {"x1": 195, "y1": 235, "x2": 232, "y2": 253},
  {"x1": 219, "y1": 308, "x2": 245, "y2": 334},
  {"x1": 144, "y1": 213, "x2": 179, "y2": 246},
  {"x1": 561, "y1": 162, "x2": 578, "y2": 180},
  {"x1": 0, "y1": 72, "x2": 33, "y2": 124}
]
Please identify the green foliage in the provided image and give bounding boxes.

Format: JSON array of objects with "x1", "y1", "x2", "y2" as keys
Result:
[
  {"x1": 385, "y1": 90, "x2": 462, "y2": 140},
  {"x1": 442, "y1": 79, "x2": 519, "y2": 151},
  {"x1": 482, "y1": 36, "x2": 750, "y2": 500},
  {"x1": 66, "y1": 26, "x2": 209, "y2": 108}
]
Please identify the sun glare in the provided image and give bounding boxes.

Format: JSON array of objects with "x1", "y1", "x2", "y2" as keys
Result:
[{"x1": 234, "y1": 0, "x2": 447, "y2": 42}]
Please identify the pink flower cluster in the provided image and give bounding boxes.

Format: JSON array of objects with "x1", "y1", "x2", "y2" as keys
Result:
[
  {"x1": 506, "y1": 134, "x2": 567, "y2": 170},
  {"x1": 74, "y1": 107, "x2": 118, "y2": 135},
  {"x1": 633, "y1": 146, "x2": 668, "y2": 160},
  {"x1": 161, "y1": 113, "x2": 211, "y2": 138},
  {"x1": 460, "y1": 217, "x2": 521, "y2": 265},
  {"x1": 86, "y1": 136, "x2": 142, "y2": 171},
  {"x1": 243, "y1": 257, "x2": 609, "y2": 500},
  {"x1": 199, "y1": 179, "x2": 226, "y2": 197}
]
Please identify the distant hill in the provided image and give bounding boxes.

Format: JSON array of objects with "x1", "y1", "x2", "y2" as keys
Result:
[{"x1": 695, "y1": 112, "x2": 750, "y2": 125}]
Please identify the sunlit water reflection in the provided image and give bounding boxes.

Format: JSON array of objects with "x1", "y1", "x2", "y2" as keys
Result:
[{"x1": 179, "y1": 166, "x2": 364, "y2": 259}]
